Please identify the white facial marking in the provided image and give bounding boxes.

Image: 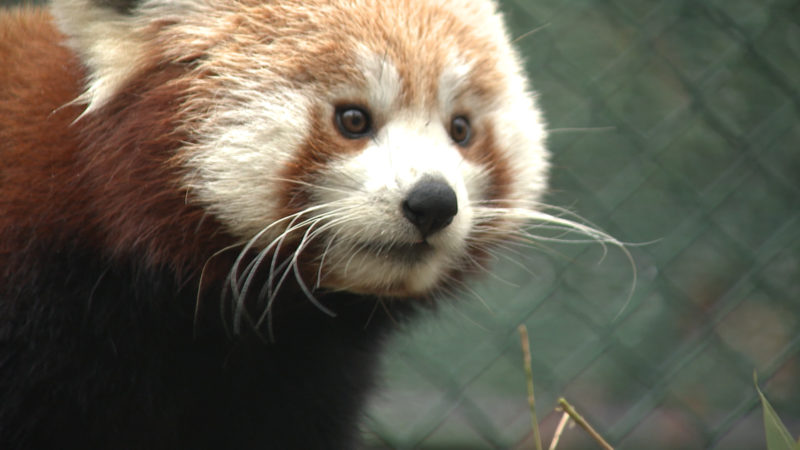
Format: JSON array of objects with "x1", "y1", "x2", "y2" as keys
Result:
[
  {"x1": 312, "y1": 110, "x2": 486, "y2": 294},
  {"x1": 437, "y1": 56, "x2": 474, "y2": 113},
  {"x1": 359, "y1": 47, "x2": 402, "y2": 117},
  {"x1": 184, "y1": 88, "x2": 312, "y2": 240}
]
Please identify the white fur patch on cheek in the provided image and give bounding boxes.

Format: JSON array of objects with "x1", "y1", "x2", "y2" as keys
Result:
[{"x1": 183, "y1": 90, "x2": 312, "y2": 239}]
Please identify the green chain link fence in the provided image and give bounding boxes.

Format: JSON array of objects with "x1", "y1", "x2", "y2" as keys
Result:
[{"x1": 2, "y1": 0, "x2": 797, "y2": 448}]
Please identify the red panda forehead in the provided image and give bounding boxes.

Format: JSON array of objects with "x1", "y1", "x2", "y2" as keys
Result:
[
  {"x1": 201, "y1": 0, "x2": 510, "y2": 109},
  {"x1": 337, "y1": 1, "x2": 507, "y2": 108}
]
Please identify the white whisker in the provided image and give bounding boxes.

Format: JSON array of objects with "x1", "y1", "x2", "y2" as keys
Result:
[
  {"x1": 221, "y1": 202, "x2": 356, "y2": 333},
  {"x1": 250, "y1": 207, "x2": 363, "y2": 334},
  {"x1": 471, "y1": 203, "x2": 638, "y2": 320},
  {"x1": 195, "y1": 242, "x2": 243, "y2": 337}
]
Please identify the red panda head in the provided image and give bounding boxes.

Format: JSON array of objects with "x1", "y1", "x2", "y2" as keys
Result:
[{"x1": 52, "y1": 0, "x2": 550, "y2": 298}]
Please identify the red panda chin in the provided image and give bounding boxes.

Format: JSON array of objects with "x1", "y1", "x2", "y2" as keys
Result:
[{"x1": 316, "y1": 249, "x2": 450, "y2": 298}]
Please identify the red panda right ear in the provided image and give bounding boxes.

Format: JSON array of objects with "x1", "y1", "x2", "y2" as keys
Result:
[{"x1": 50, "y1": 0, "x2": 151, "y2": 115}]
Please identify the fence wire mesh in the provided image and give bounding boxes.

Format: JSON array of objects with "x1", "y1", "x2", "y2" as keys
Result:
[
  {"x1": 2, "y1": 0, "x2": 797, "y2": 448},
  {"x1": 364, "y1": 0, "x2": 799, "y2": 448}
]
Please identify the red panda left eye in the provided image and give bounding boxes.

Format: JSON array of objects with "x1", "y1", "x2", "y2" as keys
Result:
[
  {"x1": 335, "y1": 106, "x2": 372, "y2": 139},
  {"x1": 450, "y1": 116, "x2": 471, "y2": 146}
]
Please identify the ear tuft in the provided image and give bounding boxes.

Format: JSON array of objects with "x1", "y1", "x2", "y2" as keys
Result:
[{"x1": 51, "y1": 0, "x2": 150, "y2": 115}]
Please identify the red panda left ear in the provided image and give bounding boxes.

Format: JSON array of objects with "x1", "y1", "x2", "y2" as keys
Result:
[{"x1": 50, "y1": 0, "x2": 152, "y2": 115}]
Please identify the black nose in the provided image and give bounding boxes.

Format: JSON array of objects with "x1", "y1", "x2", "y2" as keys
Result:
[{"x1": 402, "y1": 177, "x2": 458, "y2": 238}]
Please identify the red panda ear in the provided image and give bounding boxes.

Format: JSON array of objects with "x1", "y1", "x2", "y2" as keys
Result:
[{"x1": 50, "y1": 0, "x2": 151, "y2": 115}]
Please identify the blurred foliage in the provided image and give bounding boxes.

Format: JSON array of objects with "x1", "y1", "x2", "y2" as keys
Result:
[{"x1": 756, "y1": 374, "x2": 799, "y2": 450}]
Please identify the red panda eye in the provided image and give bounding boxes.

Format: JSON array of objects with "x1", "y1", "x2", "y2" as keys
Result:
[
  {"x1": 335, "y1": 106, "x2": 372, "y2": 139},
  {"x1": 450, "y1": 116, "x2": 471, "y2": 146}
]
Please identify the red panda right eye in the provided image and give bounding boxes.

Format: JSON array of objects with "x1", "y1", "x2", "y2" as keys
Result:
[
  {"x1": 335, "y1": 106, "x2": 372, "y2": 139},
  {"x1": 450, "y1": 116, "x2": 471, "y2": 146}
]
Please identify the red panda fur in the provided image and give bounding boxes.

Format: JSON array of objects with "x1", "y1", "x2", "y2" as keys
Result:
[
  {"x1": 0, "y1": 1, "x2": 551, "y2": 448},
  {"x1": 0, "y1": 9, "x2": 217, "y2": 274},
  {"x1": 0, "y1": 10, "x2": 380, "y2": 449}
]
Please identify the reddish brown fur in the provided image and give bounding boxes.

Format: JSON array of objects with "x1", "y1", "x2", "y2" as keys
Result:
[
  {"x1": 171, "y1": 0, "x2": 509, "y2": 117},
  {"x1": 0, "y1": 8, "x2": 227, "y2": 280},
  {"x1": 471, "y1": 121, "x2": 513, "y2": 203},
  {"x1": 279, "y1": 105, "x2": 371, "y2": 210},
  {"x1": 0, "y1": 9, "x2": 86, "y2": 258}
]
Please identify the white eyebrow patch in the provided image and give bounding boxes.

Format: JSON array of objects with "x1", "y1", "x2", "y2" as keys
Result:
[
  {"x1": 331, "y1": 47, "x2": 401, "y2": 115},
  {"x1": 437, "y1": 56, "x2": 474, "y2": 113}
]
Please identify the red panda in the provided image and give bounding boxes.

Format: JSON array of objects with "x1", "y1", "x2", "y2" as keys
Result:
[{"x1": 0, "y1": 0, "x2": 552, "y2": 448}]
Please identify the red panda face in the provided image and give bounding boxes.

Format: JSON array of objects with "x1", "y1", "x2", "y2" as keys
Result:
[{"x1": 53, "y1": 0, "x2": 550, "y2": 297}]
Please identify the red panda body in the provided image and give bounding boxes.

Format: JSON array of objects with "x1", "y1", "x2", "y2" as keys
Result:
[
  {"x1": 0, "y1": 1, "x2": 551, "y2": 448},
  {"x1": 1, "y1": 10, "x2": 401, "y2": 450}
]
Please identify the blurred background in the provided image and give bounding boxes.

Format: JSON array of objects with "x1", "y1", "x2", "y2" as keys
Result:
[{"x1": 3, "y1": 0, "x2": 797, "y2": 448}]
